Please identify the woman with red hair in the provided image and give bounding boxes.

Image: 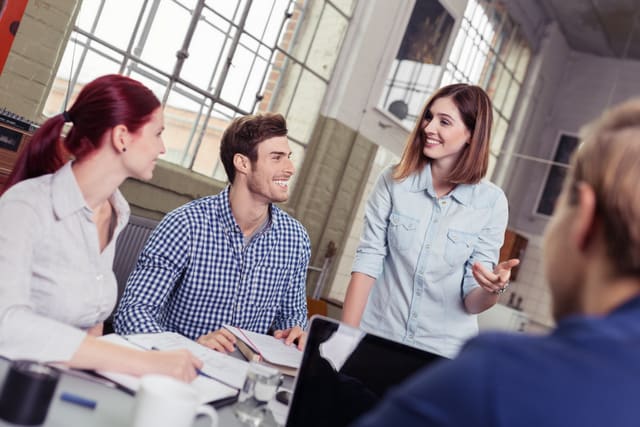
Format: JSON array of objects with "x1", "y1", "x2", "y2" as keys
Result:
[{"x1": 0, "y1": 74, "x2": 201, "y2": 381}]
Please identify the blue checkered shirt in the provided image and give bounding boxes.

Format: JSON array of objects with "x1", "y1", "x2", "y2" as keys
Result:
[{"x1": 113, "y1": 186, "x2": 310, "y2": 339}]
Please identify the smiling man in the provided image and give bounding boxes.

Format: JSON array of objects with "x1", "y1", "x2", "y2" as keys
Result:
[{"x1": 114, "y1": 113, "x2": 310, "y2": 352}]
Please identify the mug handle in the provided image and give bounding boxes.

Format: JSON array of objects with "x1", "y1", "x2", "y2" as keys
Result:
[{"x1": 195, "y1": 404, "x2": 218, "y2": 427}]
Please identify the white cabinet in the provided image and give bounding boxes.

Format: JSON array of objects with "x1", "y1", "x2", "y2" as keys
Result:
[{"x1": 478, "y1": 304, "x2": 529, "y2": 332}]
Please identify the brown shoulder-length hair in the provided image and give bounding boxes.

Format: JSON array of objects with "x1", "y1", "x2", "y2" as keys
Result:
[{"x1": 393, "y1": 83, "x2": 493, "y2": 184}]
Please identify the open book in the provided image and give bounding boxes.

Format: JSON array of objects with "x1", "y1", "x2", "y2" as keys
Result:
[
  {"x1": 123, "y1": 332, "x2": 249, "y2": 389},
  {"x1": 96, "y1": 334, "x2": 240, "y2": 405},
  {"x1": 223, "y1": 325, "x2": 303, "y2": 376}
]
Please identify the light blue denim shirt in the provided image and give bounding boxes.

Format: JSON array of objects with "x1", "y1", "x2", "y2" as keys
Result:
[{"x1": 353, "y1": 164, "x2": 508, "y2": 358}]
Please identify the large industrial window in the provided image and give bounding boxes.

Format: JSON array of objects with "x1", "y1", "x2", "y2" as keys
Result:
[
  {"x1": 43, "y1": 0, "x2": 355, "y2": 184},
  {"x1": 442, "y1": 0, "x2": 531, "y2": 178},
  {"x1": 378, "y1": 0, "x2": 455, "y2": 128},
  {"x1": 378, "y1": 0, "x2": 531, "y2": 180},
  {"x1": 534, "y1": 132, "x2": 579, "y2": 216}
]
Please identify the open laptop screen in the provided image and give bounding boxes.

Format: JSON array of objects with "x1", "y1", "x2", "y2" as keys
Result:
[{"x1": 286, "y1": 316, "x2": 445, "y2": 427}]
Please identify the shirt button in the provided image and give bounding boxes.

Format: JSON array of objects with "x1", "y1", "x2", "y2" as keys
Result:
[
  {"x1": 433, "y1": 219, "x2": 439, "y2": 223},
  {"x1": 96, "y1": 274, "x2": 103, "y2": 281},
  {"x1": 425, "y1": 243, "x2": 430, "y2": 249},
  {"x1": 412, "y1": 312, "x2": 418, "y2": 319},
  {"x1": 441, "y1": 200, "x2": 447, "y2": 205},
  {"x1": 408, "y1": 334, "x2": 414, "y2": 339}
]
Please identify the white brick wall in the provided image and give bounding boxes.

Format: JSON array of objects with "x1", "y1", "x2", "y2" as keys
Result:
[
  {"x1": 328, "y1": 145, "x2": 399, "y2": 301},
  {"x1": 499, "y1": 233, "x2": 554, "y2": 328},
  {"x1": 0, "y1": 0, "x2": 79, "y2": 119}
]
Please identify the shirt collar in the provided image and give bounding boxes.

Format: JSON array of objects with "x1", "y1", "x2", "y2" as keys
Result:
[
  {"x1": 608, "y1": 294, "x2": 640, "y2": 318},
  {"x1": 51, "y1": 161, "x2": 130, "y2": 225},
  {"x1": 110, "y1": 189, "x2": 131, "y2": 230},
  {"x1": 219, "y1": 185, "x2": 282, "y2": 233},
  {"x1": 409, "y1": 162, "x2": 474, "y2": 206},
  {"x1": 556, "y1": 294, "x2": 640, "y2": 336},
  {"x1": 51, "y1": 162, "x2": 88, "y2": 219}
]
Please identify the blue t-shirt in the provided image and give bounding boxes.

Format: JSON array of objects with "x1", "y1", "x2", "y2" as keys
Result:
[{"x1": 352, "y1": 296, "x2": 640, "y2": 427}]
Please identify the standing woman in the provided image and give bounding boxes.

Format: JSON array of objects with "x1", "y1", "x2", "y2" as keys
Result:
[
  {"x1": 342, "y1": 84, "x2": 519, "y2": 358},
  {"x1": 0, "y1": 74, "x2": 201, "y2": 381}
]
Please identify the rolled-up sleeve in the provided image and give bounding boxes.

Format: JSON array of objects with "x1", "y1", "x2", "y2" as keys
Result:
[
  {"x1": 461, "y1": 189, "x2": 509, "y2": 297},
  {"x1": 352, "y1": 170, "x2": 393, "y2": 279}
]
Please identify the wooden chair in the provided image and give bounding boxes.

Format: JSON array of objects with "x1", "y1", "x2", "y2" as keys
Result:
[{"x1": 306, "y1": 297, "x2": 328, "y2": 318}]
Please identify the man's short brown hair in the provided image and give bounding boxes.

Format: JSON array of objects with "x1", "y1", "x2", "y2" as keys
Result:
[{"x1": 219, "y1": 113, "x2": 288, "y2": 183}]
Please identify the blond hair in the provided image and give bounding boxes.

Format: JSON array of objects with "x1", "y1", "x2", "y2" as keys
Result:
[{"x1": 569, "y1": 99, "x2": 640, "y2": 274}]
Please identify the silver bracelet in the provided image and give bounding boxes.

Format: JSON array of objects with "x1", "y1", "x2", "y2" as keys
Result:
[{"x1": 492, "y1": 282, "x2": 510, "y2": 294}]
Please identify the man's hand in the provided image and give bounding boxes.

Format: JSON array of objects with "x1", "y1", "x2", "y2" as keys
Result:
[
  {"x1": 273, "y1": 325, "x2": 306, "y2": 350},
  {"x1": 196, "y1": 328, "x2": 237, "y2": 353}
]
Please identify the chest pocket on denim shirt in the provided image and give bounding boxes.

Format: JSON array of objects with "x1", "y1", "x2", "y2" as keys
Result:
[
  {"x1": 444, "y1": 229, "x2": 478, "y2": 267},
  {"x1": 388, "y1": 213, "x2": 419, "y2": 250}
]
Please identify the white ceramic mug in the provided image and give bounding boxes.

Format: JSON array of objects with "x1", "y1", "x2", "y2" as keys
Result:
[{"x1": 130, "y1": 375, "x2": 218, "y2": 427}]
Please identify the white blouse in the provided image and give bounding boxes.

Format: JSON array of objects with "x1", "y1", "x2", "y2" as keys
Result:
[{"x1": 0, "y1": 162, "x2": 129, "y2": 362}]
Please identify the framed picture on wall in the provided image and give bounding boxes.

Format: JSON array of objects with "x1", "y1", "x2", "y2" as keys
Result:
[{"x1": 534, "y1": 132, "x2": 580, "y2": 217}]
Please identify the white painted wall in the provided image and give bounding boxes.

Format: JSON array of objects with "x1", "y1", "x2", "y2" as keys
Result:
[
  {"x1": 499, "y1": 21, "x2": 640, "y2": 327},
  {"x1": 506, "y1": 27, "x2": 640, "y2": 237}
]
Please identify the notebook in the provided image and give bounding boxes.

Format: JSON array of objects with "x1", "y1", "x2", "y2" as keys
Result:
[
  {"x1": 285, "y1": 316, "x2": 445, "y2": 427},
  {"x1": 222, "y1": 324, "x2": 302, "y2": 376},
  {"x1": 123, "y1": 331, "x2": 249, "y2": 389},
  {"x1": 95, "y1": 334, "x2": 240, "y2": 407}
]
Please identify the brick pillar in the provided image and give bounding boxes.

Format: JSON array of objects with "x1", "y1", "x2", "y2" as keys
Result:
[
  {"x1": 0, "y1": 0, "x2": 80, "y2": 120},
  {"x1": 292, "y1": 115, "x2": 378, "y2": 293}
]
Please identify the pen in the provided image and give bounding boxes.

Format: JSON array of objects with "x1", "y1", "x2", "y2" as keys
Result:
[
  {"x1": 196, "y1": 368, "x2": 239, "y2": 390},
  {"x1": 60, "y1": 392, "x2": 97, "y2": 409},
  {"x1": 150, "y1": 346, "x2": 238, "y2": 390}
]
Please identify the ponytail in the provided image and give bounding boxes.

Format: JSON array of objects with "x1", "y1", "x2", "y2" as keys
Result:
[
  {"x1": 1, "y1": 114, "x2": 69, "y2": 195},
  {"x1": 1, "y1": 74, "x2": 160, "y2": 196}
]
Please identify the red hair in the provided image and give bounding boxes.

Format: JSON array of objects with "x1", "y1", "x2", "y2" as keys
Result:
[{"x1": 2, "y1": 74, "x2": 160, "y2": 194}]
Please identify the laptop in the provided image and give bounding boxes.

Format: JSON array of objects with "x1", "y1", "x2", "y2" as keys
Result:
[{"x1": 285, "y1": 316, "x2": 445, "y2": 427}]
